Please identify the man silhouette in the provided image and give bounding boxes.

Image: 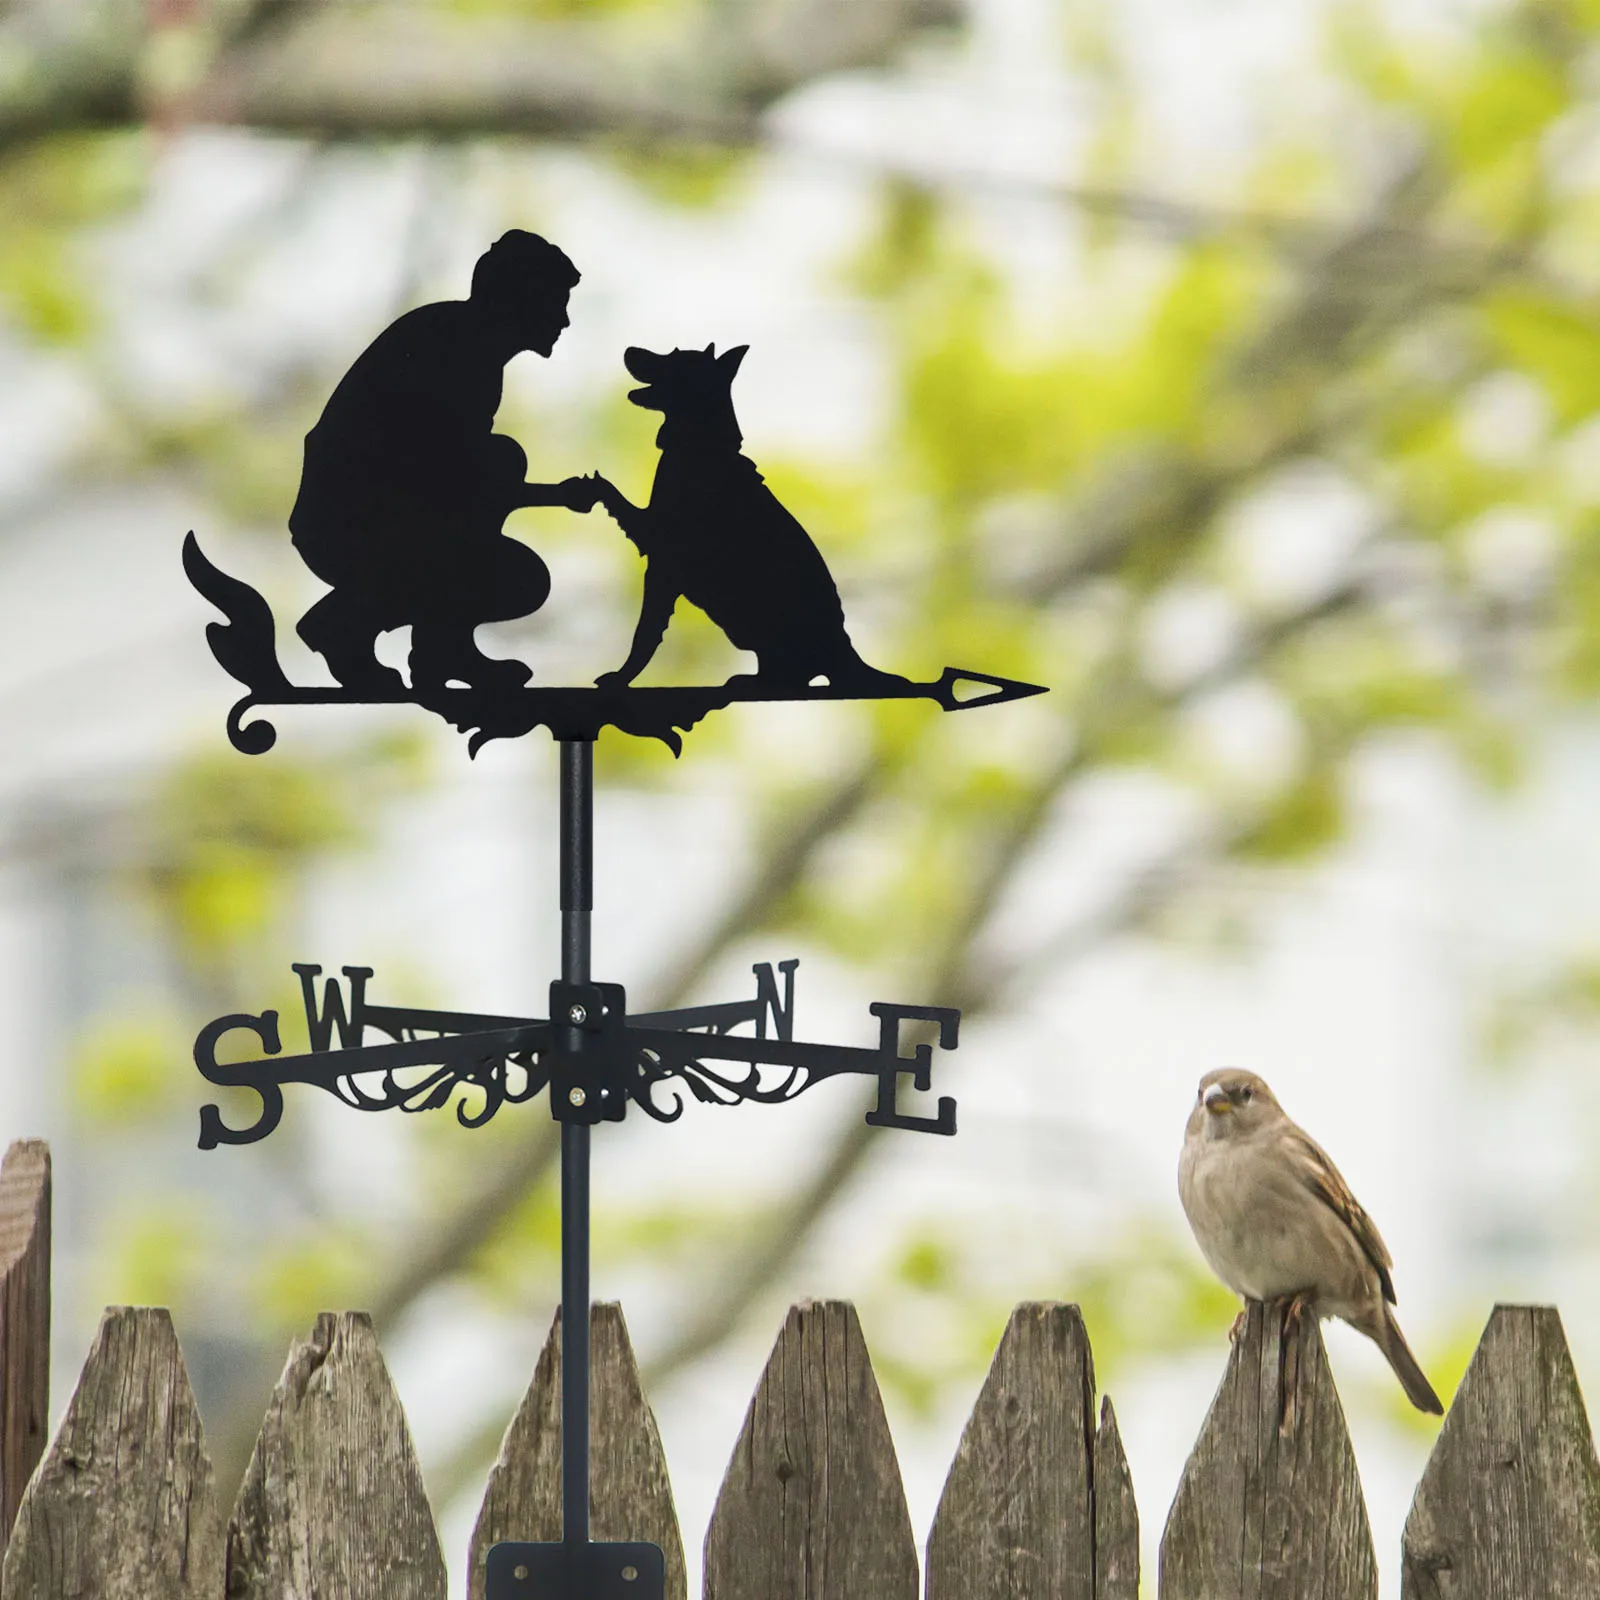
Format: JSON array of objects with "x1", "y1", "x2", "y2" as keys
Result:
[{"x1": 289, "y1": 229, "x2": 597, "y2": 696}]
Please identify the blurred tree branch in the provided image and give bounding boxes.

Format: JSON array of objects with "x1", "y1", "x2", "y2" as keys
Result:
[{"x1": 0, "y1": 0, "x2": 963, "y2": 151}]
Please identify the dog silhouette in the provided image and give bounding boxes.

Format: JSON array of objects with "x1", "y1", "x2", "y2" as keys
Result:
[{"x1": 594, "y1": 344, "x2": 905, "y2": 692}]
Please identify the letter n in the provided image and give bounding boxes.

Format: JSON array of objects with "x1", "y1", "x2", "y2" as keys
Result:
[{"x1": 753, "y1": 959, "x2": 798, "y2": 1043}]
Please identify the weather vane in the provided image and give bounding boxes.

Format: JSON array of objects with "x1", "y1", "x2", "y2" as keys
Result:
[{"x1": 184, "y1": 229, "x2": 1045, "y2": 1600}]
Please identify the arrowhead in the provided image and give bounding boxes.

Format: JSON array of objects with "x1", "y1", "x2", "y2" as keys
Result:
[{"x1": 934, "y1": 667, "x2": 1049, "y2": 711}]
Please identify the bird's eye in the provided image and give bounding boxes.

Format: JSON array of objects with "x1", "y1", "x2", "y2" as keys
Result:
[{"x1": 1239, "y1": 1086, "x2": 1252, "y2": 1103}]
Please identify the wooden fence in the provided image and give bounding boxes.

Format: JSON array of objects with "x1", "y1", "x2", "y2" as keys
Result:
[{"x1": 0, "y1": 1139, "x2": 1597, "y2": 1598}]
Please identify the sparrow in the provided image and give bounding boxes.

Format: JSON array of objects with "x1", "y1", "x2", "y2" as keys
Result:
[{"x1": 1178, "y1": 1067, "x2": 1443, "y2": 1415}]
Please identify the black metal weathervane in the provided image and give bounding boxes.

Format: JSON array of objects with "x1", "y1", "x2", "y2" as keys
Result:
[{"x1": 184, "y1": 230, "x2": 1045, "y2": 1600}]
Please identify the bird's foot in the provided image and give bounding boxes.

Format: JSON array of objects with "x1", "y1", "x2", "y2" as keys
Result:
[
  {"x1": 1277, "y1": 1293, "x2": 1311, "y2": 1434},
  {"x1": 1283, "y1": 1292, "x2": 1310, "y2": 1339},
  {"x1": 1228, "y1": 1307, "x2": 1248, "y2": 1345}
]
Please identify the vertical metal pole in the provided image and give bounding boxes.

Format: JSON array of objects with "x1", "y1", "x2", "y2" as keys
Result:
[{"x1": 559, "y1": 739, "x2": 593, "y2": 1549}]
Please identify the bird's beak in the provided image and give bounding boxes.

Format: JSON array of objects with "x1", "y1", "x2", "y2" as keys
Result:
[{"x1": 1203, "y1": 1084, "x2": 1231, "y2": 1114}]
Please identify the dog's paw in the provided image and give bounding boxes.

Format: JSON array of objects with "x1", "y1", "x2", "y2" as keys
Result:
[{"x1": 590, "y1": 476, "x2": 631, "y2": 517}]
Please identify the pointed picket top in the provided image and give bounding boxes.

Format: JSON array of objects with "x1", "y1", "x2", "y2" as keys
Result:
[
  {"x1": 703, "y1": 1299, "x2": 917, "y2": 1600},
  {"x1": 1159, "y1": 1301, "x2": 1377, "y2": 1600},
  {"x1": 927, "y1": 1301, "x2": 1125, "y2": 1600},
  {"x1": 1403, "y1": 1304, "x2": 1600, "y2": 1597},
  {"x1": 0, "y1": 1306, "x2": 222, "y2": 1599},
  {"x1": 226, "y1": 1311, "x2": 446, "y2": 1600},
  {"x1": 1095, "y1": 1395, "x2": 1140, "y2": 1600},
  {"x1": 0, "y1": 1138, "x2": 50, "y2": 1553},
  {"x1": 467, "y1": 1301, "x2": 686, "y2": 1600}
]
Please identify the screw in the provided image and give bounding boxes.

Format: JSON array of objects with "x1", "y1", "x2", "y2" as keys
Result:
[
  {"x1": 568, "y1": 1004, "x2": 588, "y2": 1024},
  {"x1": 621, "y1": 1569, "x2": 638, "y2": 1583},
  {"x1": 569, "y1": 1087, "x2": 586, "y2": 1107}
]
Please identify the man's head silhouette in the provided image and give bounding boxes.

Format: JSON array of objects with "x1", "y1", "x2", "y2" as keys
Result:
[{"x1": 471, "y1": 230, "x2": 580, "y2": 357}]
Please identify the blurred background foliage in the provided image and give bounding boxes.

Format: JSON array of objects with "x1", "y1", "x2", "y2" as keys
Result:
[{"x1": 5, "y1": 0, "x2": 1600, "y2": 1572}]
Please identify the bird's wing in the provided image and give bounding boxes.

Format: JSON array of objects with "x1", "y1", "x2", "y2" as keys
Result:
[{"x1": 1286, "y1": 1125, "x2": 1398, "y2": 1304}]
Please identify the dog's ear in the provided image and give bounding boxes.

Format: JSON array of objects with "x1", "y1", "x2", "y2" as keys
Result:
[{"x1": 718, "y1": 344, "x2": 749, "y2": 377}]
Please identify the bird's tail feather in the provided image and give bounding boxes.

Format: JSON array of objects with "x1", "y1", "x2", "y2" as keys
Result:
[{"x1": 1375, "y1": 1307, "x2": 1443, "y2": 1415}]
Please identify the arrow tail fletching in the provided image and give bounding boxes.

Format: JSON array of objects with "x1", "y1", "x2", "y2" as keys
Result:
[{"x1": 183, "y1": 533, "x2": 292, "y2": 695}]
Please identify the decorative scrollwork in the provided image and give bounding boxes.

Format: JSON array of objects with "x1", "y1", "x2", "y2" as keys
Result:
[
  {"x1": 630, "y1": 1046, "x2": 806, "y2": 1122},
  {"x1": 330, "y1": 1048, "x2": 548, "y2": 1128},
  {"x1": 226, "y1": 696, "x2": 278, "y2": 755}
]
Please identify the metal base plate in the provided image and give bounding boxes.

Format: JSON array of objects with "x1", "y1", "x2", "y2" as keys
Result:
[{"x1": 485, "y1": 1541, "x2": 666, "y2": 1600}]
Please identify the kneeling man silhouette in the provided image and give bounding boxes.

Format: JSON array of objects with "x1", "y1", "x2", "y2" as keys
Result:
[{"x1": 289, "y1": 229, "x2": 600, "y2": 697}]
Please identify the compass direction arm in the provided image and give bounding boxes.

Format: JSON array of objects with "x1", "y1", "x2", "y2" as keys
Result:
[
  {"x1": 360, "y1": 1003, "x2": 543, "y2": 1038},
  {"x1": 623, "y1": 997, "x2": 959, "y2": 1135},
  {"x1": 195, "y1": 1016, "x2": 552, "y2": 1148},
  {"x1": 621, "y1": 1025, "x2": 914, "y2": 1079},
  {"x1": 627, "y1": 960, "x2": 797, "y2": 1039},
  {"x1": 290, "y1": 962, "x2": 538, "y2": 1044}
]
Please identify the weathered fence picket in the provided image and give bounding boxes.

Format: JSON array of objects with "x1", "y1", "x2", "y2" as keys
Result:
[
  {"x1": 227, "y1": 1310, "x2": 447, "y2": 1600},
  {"x1": 468, "y1": 1302, "x2": 686, "y2": 1600},
  {"x1": 0, "y1": 1141, "x2": 48, "y2": 1561},
  {"x1": 3, "y1": 1140, "x2": 1600, "y2": 1599},
  {"x1": 1402, "y1": 1304, "x2": 1600, "y2": 1599},
  {"x1": 1093, "y1": 1394, "x2": 1139, "y2": 1598},
  {"x1": 703, "y1": 1298, "x2": 917, "y2": 1600},
  {"x1": 1, "y1": 1306, "x2": 222, "y2": 1599},
  {"x1": 925, "y1": 1301, "x2": 1137, "y2": 1600},
  {"x1": 1160, "y1": 1299, "x2": 1378, "y2": 1600}
]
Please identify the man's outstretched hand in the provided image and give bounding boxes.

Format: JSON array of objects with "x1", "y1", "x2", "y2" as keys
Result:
[{"x1": 555, "y1": 473, "x2": 606, "y2": 512}]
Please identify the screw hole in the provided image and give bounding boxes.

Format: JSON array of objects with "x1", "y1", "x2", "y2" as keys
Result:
[
  {"x1": 513, "y1": 1564, "x2": 529, "y2": 1581},
  {"x1": 621, "y1": 1566, "x2": 638, "y2": 1582}
]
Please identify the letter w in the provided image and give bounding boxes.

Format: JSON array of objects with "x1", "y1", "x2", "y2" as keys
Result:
[{"x1": 292, "y1": 964, "x2": 373, "y2": 1051}]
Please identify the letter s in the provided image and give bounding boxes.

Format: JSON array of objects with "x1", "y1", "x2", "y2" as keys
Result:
[{"x1": 195, "y1": 1011, "x2": 285, "y2": 1149}]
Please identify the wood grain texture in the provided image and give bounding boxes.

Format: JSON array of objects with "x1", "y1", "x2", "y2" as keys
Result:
[
  {"x1": 926, "y1": 1301, "x2": 1097, "y2": 1600},
  {"x1": 0, "y1": 1142, "x2": 48, "y2": 1558},
  {"x1": 1159, "y1": 1301, "x2": 1377, "y2": 1600},
  {"x1": 466, "y1": 1302, "x2": 685, "y2": 1600},
  {"x1": 226, "y1": 1311, "x2": 445, "y2": 1600},
  {"x1": 0, "y1": 1305, "x2": 221, "y2": 1600},
  {"x1": 1402, "y1": 1304, "x2": 1600, "y2": 1598},
  {"x1": 703, "y1": 1299, "x2": 916, "y2": 1600},
  {"x1": 1094, "y1": 1395, "x2": 1140, "y2": 1600}
]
